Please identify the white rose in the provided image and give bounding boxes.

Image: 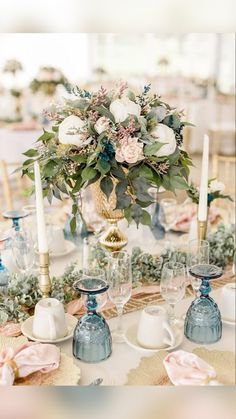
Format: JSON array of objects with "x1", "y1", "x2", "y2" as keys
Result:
[
  {"x1": 94, "y1": 116, "x2": 110, "y2": 134},
  {"x1": 110, "y1": 98, "x2": 141, "y2": 123},
  {"x1": 209, "y1": 180, "x2": 225, "y2": 193},
  {"x1": 37, "y1": 70, "x2": 52, "y2": 82},
  {"x1": 58, "y1": 115, "x2": 85, "y2": 147},
  {"x1": 150, "y1": 123, "x2": 176, "y2": 157}
]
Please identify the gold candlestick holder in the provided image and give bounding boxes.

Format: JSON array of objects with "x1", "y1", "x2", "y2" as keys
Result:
[
  {"x1": 39, "y1": 252, "x2": 51, "y2": 298},
  {"x1": 197, "y1": 219, "x2": 207, "y2": 241}
]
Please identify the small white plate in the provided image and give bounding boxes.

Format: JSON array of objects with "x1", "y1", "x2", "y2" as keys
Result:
[
  {"x1": 124, "y1": 324, "x2": 183, "y2": 353},
  {"x1": 21, "y1": 313, "x2": 78, "y2": 343},
  {"x1": 36, "y1": 240, "x2": 76, "y2": 258},
  {"x1": 221, "y1": 317, "x2": 236, "y2": 326}
]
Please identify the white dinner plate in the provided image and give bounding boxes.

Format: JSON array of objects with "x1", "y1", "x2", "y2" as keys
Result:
[
  {"x1": 124, "y1": 324, "x2": 183, "y2": 353},
  {"x1": 21, "y1": 313, "x2": 78, "y2": 343},
  {"x1": 36, "y1": 240, "x2": 76, "y2": 258}
]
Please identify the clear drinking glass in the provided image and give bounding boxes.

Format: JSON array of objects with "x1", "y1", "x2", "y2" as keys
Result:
[
  {"x1": 160, "y1": 262, "x2": 186, "y2": 324},
  {"x1": 12, "y1": 229, "x2": 35, "y2": 274},
  {"x1": 159, "y1": 198, "x2": 177, "y2": 240},
  {"x1": 187, "y1": 240, "x2": 210, "y2": 296},
  {"x1": 107, "y1": 251, "x2": 132, "y2": 342}
]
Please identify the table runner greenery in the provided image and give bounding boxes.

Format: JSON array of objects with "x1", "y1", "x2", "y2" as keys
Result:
[{"x1": 0, "y1": 223, "x2": 234, "y2": 325}]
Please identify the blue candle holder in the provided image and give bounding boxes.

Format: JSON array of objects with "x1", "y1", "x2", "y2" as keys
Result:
[
  {"x1": 184, "y1": 264, "x2": 222, "y2": 344},
  {"x1": 73, "y1": 272, "x2": 112, "y2": 363}
]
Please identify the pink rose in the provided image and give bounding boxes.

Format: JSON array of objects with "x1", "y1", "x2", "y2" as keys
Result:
[{"x1": 115, "y1": 137, "x2": 144, "y2": 164}]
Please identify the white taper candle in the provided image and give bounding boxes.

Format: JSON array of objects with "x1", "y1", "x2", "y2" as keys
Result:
[
  {"x1": 198, "y1": 134, "x2": 209, "y2": 221},
  {"x1": 34, "y1": 161, "x2": 48, "y2": 253}
]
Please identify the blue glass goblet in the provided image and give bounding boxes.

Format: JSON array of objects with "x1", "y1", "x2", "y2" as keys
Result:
[
  {"x1": 73, "y1": 269, "x2": 112, "y2": 363},
  {"x1": 0, "y1": 231, "x2": 11, "y2": 297},
  {"x1": 3, "y1": 210, "x2": 28, "y2": 232},
  {"x1": 184, "y1": 264, "x2": 222, "y2": 344}
]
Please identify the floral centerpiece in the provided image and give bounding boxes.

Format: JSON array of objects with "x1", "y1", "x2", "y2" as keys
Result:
[
  {"x1": 3, "y1": 59, "x2": 23, "y2": 75},
  {"x1": 30, "y1": 66, "x2": 67, "y2": 96},
  {"x1": 22, "y1": 82, "x2": 192, "y2": 247},
  {"x1": 187, "y1": 179, "x2": 232, "y2": 207}
]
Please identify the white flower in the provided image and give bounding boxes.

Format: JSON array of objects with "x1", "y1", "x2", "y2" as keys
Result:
[
  {"x1": 94, "y1": 116, "x2": 110, "y2": 134},
  {"x1": 115, "y1": 137, "x2": 144, "y2": 164},
  {"x1": 37, "y1": 69, "x2": 52, "y2": 82},
  {"x1": 52, "y1": 70, "x2": 62, "y2": 82},
  {"x1": 150, "y1": 123, "x2": 176, "y2": 157},
  {"x1": 110, "y1": 98, "x2": 141, "y2": 123},
  {"x1": 209, "y1": 180, "x2": 225, "y2": 193},
  {"x1": 58, "y1": 115, "x2": 85, "y2": 147}
]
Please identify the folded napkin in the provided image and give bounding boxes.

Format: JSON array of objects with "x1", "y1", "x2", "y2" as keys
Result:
[
  {"x1": 67, "y1": 285, "x2": 160, "y2": 316},
  {"x1": 163, "y1": 350, "x2": 219, "y2": 386},
  {"x1": 0, "y1": 342, "x2": 60, "y2": 385},
  {"x1": 0, "y1": 322, "x2": 22, "y2": 337}
]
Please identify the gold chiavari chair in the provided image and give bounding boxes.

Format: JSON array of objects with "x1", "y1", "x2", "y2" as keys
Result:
[
  {"x1": 212, "y1": 154, "x2": 236, "y2": 197},
  {"x1": 0, "y1": 160, "x2": 31, "y2": 215}
]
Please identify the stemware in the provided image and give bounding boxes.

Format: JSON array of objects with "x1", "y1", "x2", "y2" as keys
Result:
[
  {"x1": 187, "y1": 239, "x2": 209, "y2": 296},
  {"x1": 0, "y1": 231, "x2": 11, "y2": 298},
  {"x1": 3, "y1": 210, "x2": 28, "y2": 232},
  {"x1": 159, "y1": 198, "x2": 177, "y2": 241},
  {"x1": 12, "y1": 229, "x2": 35, "y2": 274},
  {"x1": 106, "y1": 251, "x2": 132, "y2": 342},
  {"x1": 184, "y1": 264, "x2": 222, "y2": 344},
  {"x1": 160, "y1": 262, "x2": 186, "y2": 324},
  {"x1": 73, "y1": 268, "x2": 112, "y2": 363}
]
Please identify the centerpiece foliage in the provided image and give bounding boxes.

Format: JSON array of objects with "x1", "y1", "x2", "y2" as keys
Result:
[{"x1": 22, "y1": 82, "x2": 193, "y2": 231}]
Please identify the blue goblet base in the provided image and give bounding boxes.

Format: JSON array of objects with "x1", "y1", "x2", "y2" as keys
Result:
[
  {"x1": 184, "y1": 296, "x2": 222, "y2": 344},
  {"x1": 73, "y1": 312, "x2": 112, "y2": 363}
]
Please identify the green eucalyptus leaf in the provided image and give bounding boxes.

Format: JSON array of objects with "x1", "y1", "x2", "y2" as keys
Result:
[
  {"x1": 95, "y1": 105, "x2": 115, "y2": 123},
  {"x1": 81, "y1": 166, "x2": 97, "y2": 182},
  {"x1": 140, "y1": 209, "x2": 151, "y2": 226},
  {"x1": 100, "y1": 176, "x2": 113, "y2": 200},
  {"x1": 144, "y1": 141, "x2": 165, "y2": 156},
  {"x1": 96, "y1": 159, "x2": 110, "y2": 175},
  {"x1": 43, "y1": 160, "x2": 58, "y2": 177},
  {"x1": 23, "y1": 149, "x2": 38, "y2": 158}
]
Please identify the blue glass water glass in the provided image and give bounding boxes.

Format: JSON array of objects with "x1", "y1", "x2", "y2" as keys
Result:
[
  {"x1": 73, "y1": 270, "x2": 112, "y2": 363},
  {"x1": 0, "y1": 232, "x2": 11, "y2": 297},
  {"x1": 3, "y1": 210, "x2": 28, "y2": 232},
  {"x1": 184, "y1": 264, "x2": 222, "y2": 344}
]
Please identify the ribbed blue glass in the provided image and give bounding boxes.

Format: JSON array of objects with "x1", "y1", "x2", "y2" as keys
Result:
[
  {"x1": 73, "y1": 277, "x2": 112, "y2": 363},
  {"x1": 184, "y1": 264, "x2": 222, "y2": 344}
]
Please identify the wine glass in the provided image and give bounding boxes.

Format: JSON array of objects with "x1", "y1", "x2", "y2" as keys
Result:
[
  {"x1": 159, "y1": 198, "x2": 177, "y2": 241},
  {"x1": 160, "y1": 262, "x2": 186, "y2": 324},
  {"x1": 12, "y1": 229, "x2": 35, "y2": 275},
  {"x1": 187, "y1": 240, "x2": 209, "y2": 296},
  {"x1": 73, "y1": 268, "x2": 112, "y2": 362},
  {"x1": 106, "y1": 251, "x2": 132, "y2": 342}
]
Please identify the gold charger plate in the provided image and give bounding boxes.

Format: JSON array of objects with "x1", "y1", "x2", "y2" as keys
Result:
[{"x1": 126, "y1": 347, "x2": 235, "y2": 386}]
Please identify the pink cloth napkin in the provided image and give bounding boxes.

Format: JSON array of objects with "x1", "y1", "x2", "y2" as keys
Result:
[
  {"x1": 0, "y1": 322, "x2": 22, "y2": 337},
  {"x1": 67, "y1": 285, "x2": 160, "y2": 316},
  {"x1": 0, "y1": 342, "x2": 60, "y2": 385},
  {"x1": 163, "y1": 350, "x2": 219, "y2": 386}
]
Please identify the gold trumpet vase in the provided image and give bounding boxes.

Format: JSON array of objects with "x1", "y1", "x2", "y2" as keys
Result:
[{"x1": 90, "y1": 182, "x2": 128, "y2": 252}]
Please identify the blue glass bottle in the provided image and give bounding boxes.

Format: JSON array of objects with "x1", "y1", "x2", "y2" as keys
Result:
[
  {"x1": 73, "y1": 273, "x2": 112, "y2": 363},
  {"x1": 184, "y1": 264, "x2": 222, "y2": 344}
]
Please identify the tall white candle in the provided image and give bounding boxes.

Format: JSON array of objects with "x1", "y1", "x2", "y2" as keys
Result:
[
  {"x1": 34, "y1": 161, "x2": 48, "y2": 253},
  {"x1": 198, "y1": 134, "x2": 209, "y2": 221}
]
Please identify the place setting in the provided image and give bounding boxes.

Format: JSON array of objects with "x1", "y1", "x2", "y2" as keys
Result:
[{"x1": 0, "y1": 33, "x2": 235, "y2": 387}]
